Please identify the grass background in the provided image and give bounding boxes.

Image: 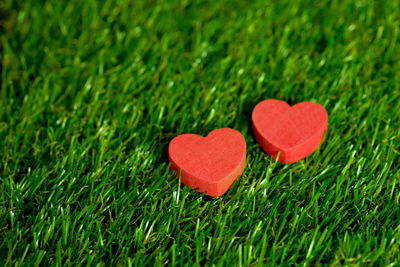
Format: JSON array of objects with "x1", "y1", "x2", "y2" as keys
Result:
[{"x1": 1, "y1": 0, "x2": 400, "y2": 265}]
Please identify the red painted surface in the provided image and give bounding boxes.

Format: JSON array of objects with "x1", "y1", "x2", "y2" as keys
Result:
[
  {"x1": 252, "y1": 99, "x2": 328, "y2": 164},
  {"x1": 168, "y1": 128, "x2": 246, "y2": 197}
]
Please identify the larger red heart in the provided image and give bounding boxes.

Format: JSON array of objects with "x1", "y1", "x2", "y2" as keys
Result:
[
  {"x1": 252, "y1": 99, "x2": 328, "y2": 164},
  {"x1": 168, "y1": 128, "x2": 246, "y2": 197}
]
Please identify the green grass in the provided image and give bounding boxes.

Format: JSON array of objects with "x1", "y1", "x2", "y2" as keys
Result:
[{"x1": 1, "y1": 0, "x2": 400, "y2": 265}]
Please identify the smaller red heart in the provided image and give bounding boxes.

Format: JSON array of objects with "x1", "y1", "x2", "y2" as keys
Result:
[
  {"x1": 252, "y1": 99, "x2": 328, "y2": 164},
  {"x1": 168, "y1": 128, "x2": 246, "y2": 197}
]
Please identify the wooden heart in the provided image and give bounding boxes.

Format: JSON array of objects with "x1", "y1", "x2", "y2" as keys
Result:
[
  {"x1": 252, "y1": 99, "x2": 328, "y2": 164},
  {"x1": 168, "y1": 128, "x2": 246, "y2": 197}
]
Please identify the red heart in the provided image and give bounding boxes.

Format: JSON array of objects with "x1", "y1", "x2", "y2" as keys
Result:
[
  {"x1": 168, "y1": 128, "x2": 246, "y2": 197},
  {"x1": 252, "y1": 99, "x2": 328, "y2": 164}
]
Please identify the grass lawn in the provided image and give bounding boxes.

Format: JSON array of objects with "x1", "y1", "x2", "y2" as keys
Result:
[{"x1": 1, "y1": 0, "x2": 400, "y2": 265}]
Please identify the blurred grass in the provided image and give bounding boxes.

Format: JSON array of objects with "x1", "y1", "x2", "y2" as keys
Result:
[{"x1": 1, "y1": 0, "x2": 400, "y2": 265}]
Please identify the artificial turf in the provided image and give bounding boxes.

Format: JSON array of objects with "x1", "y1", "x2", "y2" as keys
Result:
[{"x1": 1, "y1": 0, "x2": 400, "y2": 265}]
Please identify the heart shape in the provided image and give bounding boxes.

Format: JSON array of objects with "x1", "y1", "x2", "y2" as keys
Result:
[
  {"x1": 252, "y1": 99, "x2": 328, "y2": 164},
  {"x1": 168, "y1": 128, "x2": 246, "y2": 197}
]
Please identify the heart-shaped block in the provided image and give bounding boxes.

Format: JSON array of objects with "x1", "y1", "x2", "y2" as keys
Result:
[
  {"x1": 252, "y1": 99, "x2": 328, "y2": 164},
  {"x1": 168, "y1": 128, "x2": 246, "y2": 197}
]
